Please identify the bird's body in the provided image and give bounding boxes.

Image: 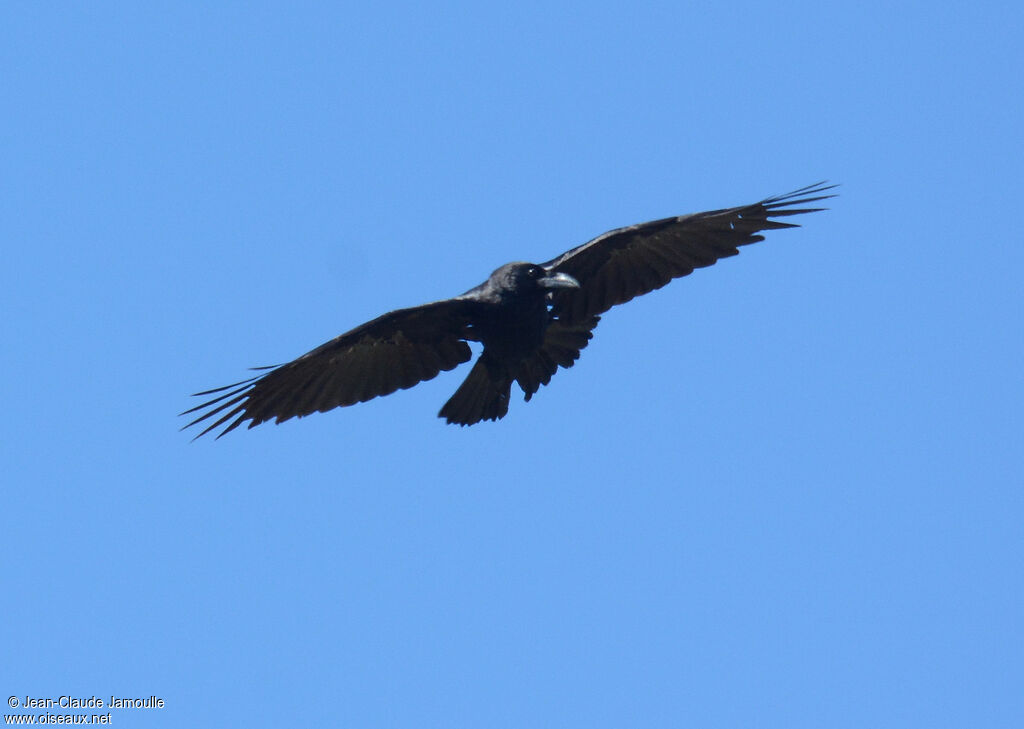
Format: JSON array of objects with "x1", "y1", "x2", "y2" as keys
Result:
[
  {"x1": 183, "y1": 183, "x2": 835, "y2": 438},
  {"x1": 462, "y1": 263, "x2": 562, "y2": 359}
]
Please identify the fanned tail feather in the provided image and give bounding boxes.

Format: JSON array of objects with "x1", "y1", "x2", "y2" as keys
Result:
[{"x1": 438, "y1": 355, "x2": 511, "y2": 425}]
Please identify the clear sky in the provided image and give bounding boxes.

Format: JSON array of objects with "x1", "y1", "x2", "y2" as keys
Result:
[{"x1": 3, "y1": 2, "x2": 1021, "y2": 727}]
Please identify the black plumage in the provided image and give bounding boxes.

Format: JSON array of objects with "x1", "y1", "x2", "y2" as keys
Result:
[{"x1": 183, "y1": 182, "x2": 835, "y2": 438}]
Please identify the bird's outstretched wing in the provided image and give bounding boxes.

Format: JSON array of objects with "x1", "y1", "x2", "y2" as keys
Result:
[
  {"x1": 541, "y1": 182, "x2": 836, "y2": 324},
  {"x1": 181, "y1": 299, "x2": 477, "y2": 439}
]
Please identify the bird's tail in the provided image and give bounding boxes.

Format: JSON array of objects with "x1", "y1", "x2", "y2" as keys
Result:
[{"x1": 439, "y1": 353, "x2": 511, "y2": 426}]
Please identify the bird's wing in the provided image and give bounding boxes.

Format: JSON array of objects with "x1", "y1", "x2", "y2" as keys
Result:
[
  {"x1": 541, "y1": 182, "x2": 836, "y2": 324},
  {"x1": 181, "y1": 298, "x2": 477, "y2": 439}
]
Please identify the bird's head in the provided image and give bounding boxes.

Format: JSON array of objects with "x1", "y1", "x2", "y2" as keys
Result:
[{"x1": 490, "y1": 262, "x2": 580, "y2": 294}]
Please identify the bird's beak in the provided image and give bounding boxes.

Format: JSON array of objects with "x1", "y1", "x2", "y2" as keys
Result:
[{"x1": 538, "y1": 271, "x2": 580, "y2": 289}]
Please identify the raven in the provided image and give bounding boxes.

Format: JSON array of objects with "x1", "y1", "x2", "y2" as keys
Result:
[{"x1": 183, "y1": 183, "x2": 835, "y2": 438}]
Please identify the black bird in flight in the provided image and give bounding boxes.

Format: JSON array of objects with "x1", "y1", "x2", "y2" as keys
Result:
[{"x1": 183, "y1": 182, "x2": 835, "y2": 438}]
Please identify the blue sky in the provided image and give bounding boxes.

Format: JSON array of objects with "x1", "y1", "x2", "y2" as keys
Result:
[{"x1": 3, "y1": 1, "x2": 1021, "y2": 727}]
